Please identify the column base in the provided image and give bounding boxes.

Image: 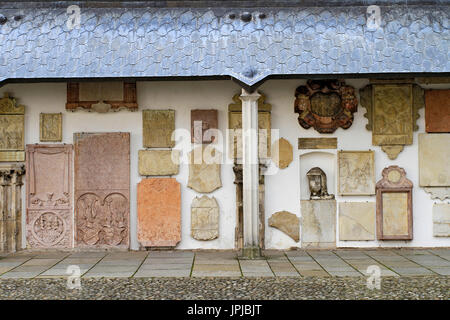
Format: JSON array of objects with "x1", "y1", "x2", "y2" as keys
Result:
[{"x1": 239, "y1": 246, "x2": 264, "y2": 260}]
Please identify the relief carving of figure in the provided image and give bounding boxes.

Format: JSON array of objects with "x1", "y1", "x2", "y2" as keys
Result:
[{"x1": 306, "y1": 167, "x2": 335, "y2": 200}]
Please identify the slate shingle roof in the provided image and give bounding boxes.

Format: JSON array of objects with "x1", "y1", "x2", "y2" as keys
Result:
[{"x1": 0, "y1": 3, "x2": 449, "y2": 86}]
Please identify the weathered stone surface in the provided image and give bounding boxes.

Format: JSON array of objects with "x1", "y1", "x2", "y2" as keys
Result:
[
  {"x1": 0, "y1": 164, "x2": 25, "y2": 253},
  {"x1": 419, "y1": 133, "x2": 450, "y2": 187},
  {"x1": 306, "y1": 167, "x2": 334, "y2": 200},
  {"x1": 433, "y1": 203, "x2": 450, "y2": 237},
  {"x1": 298, "y1": 138, "x2": 337, "y2": 149},
  {"x1": 424, "y1": 187, "x2": 450, "y2": 201},
  {"x1": 301, "y1": 200, "x2": 336, "y2": 248},
  {"x1": 39, "y1": 113, "x2": 62, "y2": 142},
  {"x1": 339, "y1": 202, "x2": 375, "y2": 241},
  {"x1": 191, "y1": 196, "x2": 219, "y2": 241},
  {"x1": 143, "y1": 109, "x2": 175, "y2": 148},
  {"x1": 191, "y1": 109, "x2": 218, "y2": 144},
  {"x1": 138, "y1": 150, "x2": 180, "y2": 176},
  {"x1": 425, "y1": 89, "x2": 450, "y2": 133},
  {"x1": 0, "y1": 93, "x2": 25, "y2": 162},
  {"x1": 338, "y1": 151, "x2": 375, "y2": 195},
  {"x1": 268, "y1": 211, "x2": 299, "y2": 242},
  {"x1": 74, "y1": 132, "x2": 130, "y2": 248},
  {"x1": 271, "y1": 138, "x2": 293, "y2": 169},
  {"x1": 381, "y1": 192, "x2": 409, "y2": 237},
  {"x1": 188, "y1": 146, "x2": 222, "y2": 193},
  {"x1": 26, "y1": 144, "x2": 73, "y2": 248},
  {"x1": 137, "y1": 178, "x2": 181, "y2": 247}
]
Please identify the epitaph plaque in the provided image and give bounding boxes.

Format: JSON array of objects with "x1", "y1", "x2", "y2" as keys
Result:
[
  {"x1": 301, "y1": 200, "x2": 336, "y2": 248},
  {"x1": 191, "y1": 109, "x2": 218, "y2": 144},
  {"x1": 338, "y1": 150, "x2": 375, "y2": 195},
  {"x1": 40, "y1": 113, "x2": 62, "y2": 142},
  {"x1": 339, "y1": 202, "x2": 375, "y2": 241},
  {"x1": 26, "y1": 144, "x2": 73, "y2": 248},
  {"x1": 138, "y1": 150, "x2": 180, "y2": 176},
  {"x1": 433, "y1": 204, "x2": 450, "y2": 237},
  {"x1": 187, "y1": 146, "x2": 222, "y2": 193},
  {"x1": 74, "y1": 132, "x2": 130, "y2": 248},
  {"x1": 191, "y1": 196, "x2": 219, "y2": 241},
  {"x1": 425, "y1": 89, "x2": 450, "y2": 133},
  {"x1": 0, "y1": 93, "x2": 25, "y2": 162},
  {"x1": 137, "y1": 178, "x2": 181, "y2": 247},
  {"x1": 143, "y1": 109, "x2": 175, "y2": 148}
]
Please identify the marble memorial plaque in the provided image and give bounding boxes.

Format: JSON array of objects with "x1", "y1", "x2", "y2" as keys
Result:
[
  {"x1": 143, "y1": 109, "x2": 175, "y2": 148},
  {"x1": 40, "y1": 113, "x2": 62, "y2": 142},
  {"x1": 271, "y1": 138, "x2": 293, "y2": 169},
  {"x1": 268, "y1": 211, "x2": 299, "y2": 242},
  {"x1": 137, "y1": 178, "x2": 181, "y2": 247},
  {"x1": 339, "y1": 202, "x2": 375, "y2": 241},
  {"x1": 301, "y1": 200, "x2": 336, "y2": 248},
  {"x1": 425, "y1": 89, "x2": 450, "y2": 133},
  {"x1": 138, "y1": 150, "x2": 180, "y2": 176},
  {"x1": 433, "y1": 203, "x2": 450, "y2": 237},
  {"x1": 191, "y1": 196, "x2": 219, "y2": 241},
  {"x1": 187, "y1": 146, "x2": 222, "y2": 193},
  {"x1": 191, "y1": 109, "x2": 218, "y2": 144},
  {"x1": 338, "y1": 150, "x2": 375, "y2": 195}
]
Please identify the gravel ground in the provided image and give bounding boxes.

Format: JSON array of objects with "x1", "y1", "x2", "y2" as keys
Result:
[{"x1": 0, "y1": 276, "x2": 448, "y2": 300}]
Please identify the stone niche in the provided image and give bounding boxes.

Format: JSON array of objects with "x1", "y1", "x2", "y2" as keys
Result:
[
  {"x1": 187, "y1": 146, "x2": 222, "y2": 193},
  {"x1": 433, "y1": 203, "x2": 450, "y2": 237},
  {"x1": 40, "y1": 113, "x2": 62, "y2": 142},
  {"x1": 191, "y1": 196, "x2": 219, "y2": 241},
  {"x1": 26, "y1": 144, "x2": 73, "y2": 248},
  {"x1": 339, "y1": 202, "x2": 376, "y2": 241},
  {"x1": 271, "y1": 138, "x2": 293, "y2": 169},
  {"x1": 338, "y1": 150, "x2": 375, "y2": 196},
  {"x1": 191, "y1": 109, "x2": 218, "y2": 144},
  {"x1": 359, "y1": 81, "x2": 424, "y2": 160},
  {"x1": 138, "y1": 150, "x2": 180, "y2": 176},
  {"x1": 301, "y1": 200, "x2": 336, "y2": 248},
  {"x1": 137, "y1": 178, "x2": 181, "y2": 247},
  {"x1": 425, "y1": 89, "x2": 450, "y2": 133},
  {"x1": 143, "y1": 109, "x2": 175, "y2": 148},
  {"x1": 376, "y1": 166, "x2": 413, "y2": 240},
  {"x1": 0, "y1": 164, "x2": 25, "y2": 253},
  {"x1": 74, "y1": 132, "x2": 130, "y2": 248},
  {"x1": 66, "y1": 82, "x2": 138, "y2": 112},
  {"x1": 419, "y1": 133, "x2": 450, "y2": 200},
  {"x1": 268, "y1": 211, "x2": 299, "y2": 242},
  {"x1": 0, "y1": 93, "x2": 25, "y2": 162}
]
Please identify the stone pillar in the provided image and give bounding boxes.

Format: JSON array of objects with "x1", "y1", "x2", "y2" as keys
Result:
[
  {"x1": 239, "y1": 89, "x2": 261, "y2": 258},
  {"x1": 0, "y1": 164, "x2": 25, "y2": 253}
]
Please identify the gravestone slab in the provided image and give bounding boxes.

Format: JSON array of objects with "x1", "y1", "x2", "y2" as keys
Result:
[
  {"x1": 425, "y1": 89, "x2": 450, "y2": 133},
  {"x1": 138, "y1": 150, "x2": 180, "y2": 176},
  {"x1": 433, "y1": 204, "x2": 450, "y2": 237},
  {"x1": 0, "y1": 93, "x2": 25, "y2": 162},
  {"x1": 339, "y1": 202, "x2": 375, "y2": 241},
  {"x1": 301, "y1": 200, "x2": 336, "y2": 248},
  {"x1": 191, "y1": 109, "x2": 218, "y2": 144},
  {"x1": 338, "y1": 150, "x2": 375, "y2": 195},
  {"x1": 271, "y1": 138, "x2": 293, "y2": 169},
  {"x1": 137, "y1": 178, "x2": 181, "y2": 247},
  {"x1": 191, "y1": 196, "x2": 219, "y2": 241},
  {"x1": 419, "y1": 133, "x2": 450, "y2": 187},
  {"x1": 268, "y1": 211, "x2": 299, "y2": 242},
  {"x1": 143, "y1": 109, "x2": 175, "y2": 148},
  {"x1": 187, "y1": 146, "x2": 222, "y2": 193}
]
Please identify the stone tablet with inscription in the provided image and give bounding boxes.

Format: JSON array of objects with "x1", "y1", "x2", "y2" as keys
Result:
[
  {"x1": 338, "y1": 151, "x2": 375, "y2": 195},
  {"x1": 143, "y1": 110, "x2": 175, "y2": 148},
  {"x1": 138, "y1": 150, "x2": 180, "y2": 176},
  {"x1": 191, "y1": 196, "x2": 219, "y2": 241}
]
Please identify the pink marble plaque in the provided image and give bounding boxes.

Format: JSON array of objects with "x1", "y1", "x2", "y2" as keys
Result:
[
  {"x1": 74, "y1": 132, "x2": 130, "y2": 248},
  {"x1": 137, "y1": 178, "x2": 181, "y2": 247},
  {"x1": 26, "y1": 144, "x2": 73, "y2": 248}
]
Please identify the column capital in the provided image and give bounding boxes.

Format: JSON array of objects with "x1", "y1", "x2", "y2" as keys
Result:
[{"x1": 239, "y1": 89, "x2": 260, "y2": 102}]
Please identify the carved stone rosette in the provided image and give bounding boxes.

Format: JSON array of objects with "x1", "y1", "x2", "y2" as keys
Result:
[
  {"x1": 26, "y1": 144, "x2": 73, "y2": 248},
  {"x1": 294, "y1": 80, "x2": 358, "y2": 133},
  {"x1": 0, "y1": 164, "x2": 25, "y2": 253}
]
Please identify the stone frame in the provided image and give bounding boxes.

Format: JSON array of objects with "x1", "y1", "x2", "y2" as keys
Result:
[
  {"x1": 40, "y1": 113, "x2": 62, "y2": 142},
  {"x1": 337, "y1": 150, "x2": 375, "y2": 196},
  {"x1": 294, "y1": 79, "x2": 358, "y2": 133},
  {"x1": 0, "y1": 93, "x2": 25, "y2": 162},
  {"x1": 376, "y1": 166, "x2": 413, "y2": 240}
]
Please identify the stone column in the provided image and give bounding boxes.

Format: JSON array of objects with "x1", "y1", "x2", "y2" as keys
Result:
[
  {"x1": 0, "y1": 164, "x2": 25, "y2": 253},
  {"x1": 239, "y1": 89, "x2": 261, "y2": 258}
]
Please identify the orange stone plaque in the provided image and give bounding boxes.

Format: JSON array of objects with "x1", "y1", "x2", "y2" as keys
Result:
[{"x1": 425, "y1": 89, "x2": 450, "y2": 133}]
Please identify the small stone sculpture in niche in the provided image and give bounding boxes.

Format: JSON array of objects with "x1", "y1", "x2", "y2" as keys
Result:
[
  {"x1": 306, "y1": 167, "x2": 334, "y2": 200},
  {"x1": 294, "y1": 80, "x2": 358, "y2": 133}
]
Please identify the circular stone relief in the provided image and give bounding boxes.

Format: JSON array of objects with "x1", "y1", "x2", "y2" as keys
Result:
[
  {"x1": 31, "y1": 212, "x2": 66, "y2": 246},
  {"x1": 387, "y1": 169, "x2": 402, "y2": 183}
]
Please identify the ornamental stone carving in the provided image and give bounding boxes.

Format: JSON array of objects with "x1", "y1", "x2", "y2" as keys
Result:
[
  {"x1": 306, "y1": 167, "x2": 334, "y2": 200},
  {"x1": 40, "y1": 113, "x2": 62, "y2": 142},
  {"x1": 191, "y1": 196, "x2": 219, "y2": 241},
  {"x1": 294, "y1": 80, "x2": 358, "y2": 133},
  {"x1": 0, "y1": 93, "x2": 25, "y2": 162},
  {"x1": 338, "y1": 150, "x2": 375, "y2": 196}
]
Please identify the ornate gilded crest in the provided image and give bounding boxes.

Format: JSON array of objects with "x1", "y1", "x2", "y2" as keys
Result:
[{"x1": 294, "y1": 80, "x2": 358, "y2": 133}]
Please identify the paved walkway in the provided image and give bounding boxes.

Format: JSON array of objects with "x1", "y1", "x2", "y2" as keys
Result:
[{"x1": 0, "y1": 248, "x2": 449, "y2": 279}]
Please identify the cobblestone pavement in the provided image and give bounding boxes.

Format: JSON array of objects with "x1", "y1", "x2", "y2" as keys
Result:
[{"x1": 0, "y1": 249, "x2": 448, "y2": 299}]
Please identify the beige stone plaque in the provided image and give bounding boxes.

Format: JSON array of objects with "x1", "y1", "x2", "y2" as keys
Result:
[
  {"x1": 0, "y1": 93, "x2": 25, "y2": 162},
  {"x1": 433, "y1": 203, "x2": 450, "y2": 237},
  {"x1": 381, "y1": 192, "x2": 409, "y2": 237},
  {"x1": 191, "y1": 196, "x2": 219, "y2": 241},
  {"x1": 138, "y1": 150, "x2": 180, "y2": 176},
  {"x1": 301, "y1": 200, "x2": 336, "y2": 248},
  {"x1": 143, "y1": 109, "x2": 175, "y2": 148},
  {"x1": 271, "y1": 138, "x2": 293, "y2": 169},
  {"x1": 339, "y1": 202, "x2": 375, "y2": 241},
  {"x1": 298, "y1": 138, "x2": 337, "y2": 149},
  {"x1": 338, "y1": 150, "x2": 375, "y2": 195},
  {"x1": 419, "y1": 133, "x2": 450, "y2": 187},
  {"x1": 40, "y1": 113, "x2": 62, "y2": 142},
  {"x1": 268, "y1": 211, "x2": 299, "y2": 242},
  {"x1": 187, "y1": 146, "x2": 222, "y2": 193}
]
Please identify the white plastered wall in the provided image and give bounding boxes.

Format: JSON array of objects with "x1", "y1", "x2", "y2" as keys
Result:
[{"x1": 0, "y1": 79, "x2": 449, "y2": 250}]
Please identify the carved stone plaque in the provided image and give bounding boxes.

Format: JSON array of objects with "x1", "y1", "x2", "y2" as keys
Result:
[
  {"x1": 433, "y1": 203, "x2": 450, "y2": 237},
  {"x1": 228, "y1": 93, "x2": 271, "y2": 159},
  {"x1": 298, "y1": 138, "x2": 337, "y2": 149},
  {"x1": 419, "y1": 133, "x2": 450, "y2": 187},
  {"x1": 360, "y1": 83, "x2": 424, "y2": 160},
  {"x1": 0, "y1": 93, "x2": 25, "y2": 162},
  {"x1": 339, "y1": 202, "x2": 375, "y2": 241},
  {"x1": 425, "y1": 89, "x2": 450, "y2": 133},
  {"x1": 138, "y1": 150, "x2": 180, "y2": 176},
  {"x1": 74, "y1": 132, "x2": 130, "y2": 248},
  {"x1": 268, "y1": 211, "x2": 299, "y2": 242},
  {"x1": 137, "y1": 178, "x2": 181, "y2": 247},
  {"x1": 66, "y1": 82, "x2": 138, "y2": 112},
  {"x1": 294, "y1": 80, "x2": 358, "y2": 133},
  {"x1": 271, "y1": 138, "x2": 293, "y2": 169},
  {"x1": 191, "y1": 196, "x2": 219, "y2": 241},
  {"x1": 26, "y1": 144, "x2": 73, "y2": 248},
  {"x1": 143, "y1": 109, "x2": 175, "y2": 148},
  {"x1": 376, "y1": 166, "x2": 413, "y2": 240},
  {"x1": 40, "y1": 113, "x2": 62, "y2": 142},
  {"x1": 187, "y1": 146, "x2": 222, "y2": 193},
  {"x1": 338, "y1": 150, "x2": 375, "y2": 195},
  {"x1": 191, "y1": 109, "x2": 218, "y2": 144},
  {"x1": 301, "y1": 200, "x2": 336, "y2": 248}
]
